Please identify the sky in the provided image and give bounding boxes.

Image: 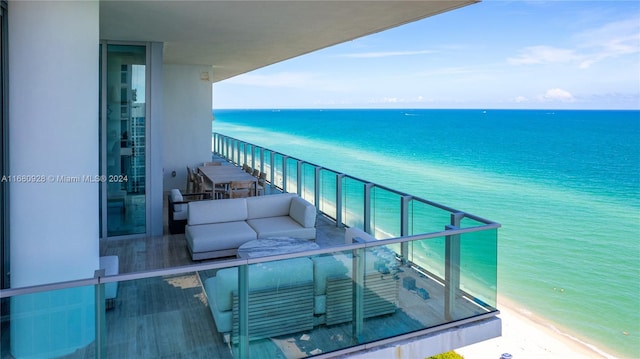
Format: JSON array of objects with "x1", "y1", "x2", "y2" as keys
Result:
[{"x1": 212, "y1": 0, "x2": 640, "y2": 110}]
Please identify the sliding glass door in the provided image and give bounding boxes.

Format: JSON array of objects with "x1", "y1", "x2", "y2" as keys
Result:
[{"x1": 101, "y1": 44, "x2": 147, "y2": 237}]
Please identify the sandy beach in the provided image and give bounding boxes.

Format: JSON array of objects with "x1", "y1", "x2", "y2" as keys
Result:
[{"x1": 455, "y1": 296, "x2": 617, "y2": 359}]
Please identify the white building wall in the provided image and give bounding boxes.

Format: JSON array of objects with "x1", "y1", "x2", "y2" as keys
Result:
[
  {"x1": 163, "y1": 64, "x2": 214, "y2": 192},
  {"x1": 8, "y1": 1, "x2": 99, "y2": 356},
  {"x1": 9, "y1": 0, "x2": 99, "y2": 286}
]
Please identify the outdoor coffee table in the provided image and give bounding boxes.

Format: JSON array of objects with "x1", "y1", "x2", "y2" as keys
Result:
[{"x1": 237, "y1": 237, "x2": 319, "y2": 258}]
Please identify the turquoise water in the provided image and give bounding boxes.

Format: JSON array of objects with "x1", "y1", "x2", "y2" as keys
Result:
[{"x1": 212, "y1": 109, "x2": 640, "y2": 358}]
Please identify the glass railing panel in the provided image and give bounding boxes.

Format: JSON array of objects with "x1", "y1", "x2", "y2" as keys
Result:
[
  {"x1": 459, "y1": 228, "x2": 498, "y2": 309},
  {"x1": 245, "y1": 144, "x2": 252, "y2": 167},
  {"x1": 408, "y1": 199, "x2": 452, "y2": 235},
  {"x1": 272, "y1": 153, "x2": 285, "y2": 189},
  {"x1": 341, "y1": 176, "x2": 366, "y2": 229},
  {"x1": 252, "y1": 147, "x2": 262, "y2": 172},
  {"x1": 460, "y1": 215, "x2": 487, "y2": 229},
  {"x1": 370, "y1": 186, "x2": 402, "y2": 255},
  {"x1": 285, "y1": 157, "x2": 298, "y2": 194},
  {"x1": 238, "y1": 142, "x2": 244, "y2": 165},
  {"x1": 300, "y1": 162, "x2": 316, "y2": 205},
  {"x1": 318, "y1": 169, "x2": 338, "y2": 220},
  {"x1": 7, "y1": 285, "x2": 96, "y2": 359},
  {"x1": 230, "y1": 139, "x2": 237, "y2": 164},
  {"x1": 104, "y1": 271, "x2": 225, "y2": 359},
  {"x1": 408, "y1": 235, "x2": 447, "y2": 281},
  {"x1": 226, "y1": 138, "x2": 233, "y2": 160},
  {"x1": 263, "y1": 149, "x2": 273, "y2": 184},
  {"x1": 370, "y1": 186, "x2": 401, "y2": 239},
  {"x1": 234, "y1": 248, "x2": 405, "y2": 357}
]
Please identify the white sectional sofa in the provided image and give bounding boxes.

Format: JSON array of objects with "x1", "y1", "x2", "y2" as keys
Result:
[
  {"x1": 185, "y1": 193, "x2": 317, "y2": 260},
  {"x1": 203, "y1": 227, "x2": 399, "y2": 342}
]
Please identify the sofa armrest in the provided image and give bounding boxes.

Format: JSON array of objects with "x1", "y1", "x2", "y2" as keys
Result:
[
  {"x1": 289, "y1": 196, "x2": 316, "y2": 228},
  {"x1": 168, "y1": 192, "x2": 208, "y2": 213},
  {"x1": 344, "y1": 226, "x2": 376, "y2": 244}
]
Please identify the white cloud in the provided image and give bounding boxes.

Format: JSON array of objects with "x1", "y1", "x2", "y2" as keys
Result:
[
  {"x1": 508, "y1": 17, "x2": 640, "y2": 69},
  {"x1": 538, "y1": 88, "x2": 575, "y2": 103},
  {"x1": 575, "y1": 18, "x2": 640, "y2": 68},
  {"x1": 367, "y1": 96, "x2": 427, "y2": 104},
  {"x1": 515, "y1": 96, "x2": 529, "y2": 103},
  {"x1": 507, "y1": 46, "x2": 580, "y2": 66},
  {"x1": 337, "y1": 50, "x2": 436, "y2": 59}
]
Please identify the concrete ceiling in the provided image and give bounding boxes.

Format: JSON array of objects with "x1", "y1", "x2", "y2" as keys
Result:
[{"x1": 100, "y1": 1, "x2": 479, "y2": 82}]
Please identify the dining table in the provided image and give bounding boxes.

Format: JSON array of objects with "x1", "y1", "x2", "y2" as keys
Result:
[{"x1": 197, "y1": 164, "x2": 258, "y2": 195}]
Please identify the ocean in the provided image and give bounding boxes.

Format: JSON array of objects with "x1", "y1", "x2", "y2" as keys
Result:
[{"x1": 212, "y1": 109, "x2": 640, "y2": 358}]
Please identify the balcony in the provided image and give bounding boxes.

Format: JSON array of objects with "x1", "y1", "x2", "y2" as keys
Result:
[{"x1": 1, "y1": 134, "x2": 500, "y2": 359}]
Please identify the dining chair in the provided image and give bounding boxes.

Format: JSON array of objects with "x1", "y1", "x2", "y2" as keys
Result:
[
  {"x1": 255, "y1": 172, "x2": 267, "y2": 196},
  {"x1": 195, "y1": 173, "x2": 213, "y2": 200},
  {"x1": 228, "y1": 180, "x2": 254, "y2": 198},
  {"x1": 251, "y1": 169, "x2": 260, "y2": 178},
  {"x1": 186, "y1": 166, "x2": 196, "y2": 193}
]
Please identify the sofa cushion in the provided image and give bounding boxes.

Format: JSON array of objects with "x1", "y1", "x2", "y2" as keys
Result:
[
  {"x1": 185, "y1": 221, "x2": 256, "y2": 253},
  {"x1": 208, "y1": 257, "x2": 313, "y2": 313},
  {"x1": 247, "y1": 216, "x2": 316, "y2": 239},
  {"x1": 289, "y1": 196, "x2": 316, "y2": 228},
  {"x1": 204, "y1": 277, "x2": 233, "y2": 333},
  {"x1": 246, "y1": 193, "x2": 296, "y2": 219},
  {"x1": 187, "y1": 198, "x2": 248, "y2": 225}
]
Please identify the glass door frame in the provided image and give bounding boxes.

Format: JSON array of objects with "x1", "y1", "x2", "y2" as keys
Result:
[
  {"x1": 99, "y1": 41, "x2": 151, "y2": 239},
  {"x1": 1, "y1": 0, "x2": 9, "y2": 289}
]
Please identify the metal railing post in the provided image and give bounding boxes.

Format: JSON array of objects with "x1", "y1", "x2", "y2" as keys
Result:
[
  {"x1": 231, "y1": 139, "x2": 236, "y2": 163},
  {"x1": 314, "y1": 167, "x2": 321, "y2": 209},
  {"x1": 400, "y1": 195, "x2": 412, "y2": 264},
  {"x1": 238, "y1": 264, "x2": 249, "y2": 358},
  {"x1": 259, "y1": 147, "x2": 264, "y2": 173},
  {"x1": 336, "y1": 173, "x2": 344, "y2": 227},
  {"x1": 445, "y1": 212, "x2": 464, "y2": 321},
  {"x1": 352, "y1": 247, "x2": 365, "y2": 344},
  {"x1": 296, "y1": 160, "x2": 303, "y2": 196},
  {"x1": 282, "y1": 155, "x2": 289, "y2": 192},
  {"x1": 363, "y1": 183, "x2": 374, "y2": 234},
  {"x1": 212, "y1": 133, "x2": 217, "y2": 155},
  {"x1": 94, "y1": 269, "x2": 106, "y2": 359},
  {"x1": 270, "y1": 151, "x2": 275, "y2": 186}
]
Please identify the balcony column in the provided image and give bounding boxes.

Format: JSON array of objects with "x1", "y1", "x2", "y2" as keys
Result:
[
  {"x1": 8, "y1": 1, "x2": 99, "y2": 357},
  {"x1": 445, "y1": 212, "x2": 464, "y2": 321}
]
